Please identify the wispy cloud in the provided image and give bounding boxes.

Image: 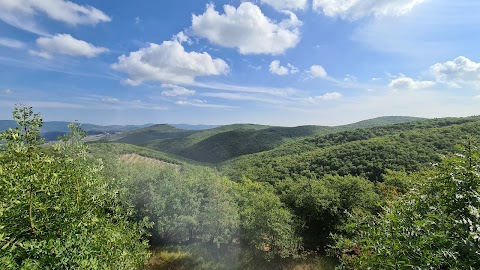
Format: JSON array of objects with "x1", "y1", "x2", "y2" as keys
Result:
[
  {"x1": 0, "y1": 100, "x2": 85, "y2": 109},
  {"x1": 0, "y1": 0, "x2": 110, "y2": 35},
  {"x1": 161, "y1": 84, "x2": 196, "y2": 97},
  {"x1": 32, "y1": 34, "x2": 108, "y2": 59},
  {"x1": 201, "y1": 92, "x2": 285, "y2": 104},
  {"x1": 175, "y1": 99, "x2": 237, "y2": 109},
  {"x1": 192, "y1": 81, "x2": 297, "y2": 97},
  {"x1": 0, "y1": 37, "x2": 26, "y2": 49}
]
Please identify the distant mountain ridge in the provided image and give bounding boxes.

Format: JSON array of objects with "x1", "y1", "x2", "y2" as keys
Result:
[
  {"x1": 106, "y1": 116, "x2": 425, "y2": 164},
  {"x1": 1, "y1": 116, "x2": 425, "y2": 149},
  {"x1": 0, "y1": 120, "x2": 154, "y2": 141}
]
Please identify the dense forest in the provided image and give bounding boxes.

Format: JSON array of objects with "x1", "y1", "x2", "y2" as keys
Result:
[{"x1": 1, "y1": 106, "x2": 480, "y2": 269}]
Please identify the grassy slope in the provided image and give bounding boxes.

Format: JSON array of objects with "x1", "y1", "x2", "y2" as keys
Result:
[
  {"x1": 88, "y1": 142, "x2": 190, "y2": 166},
  {"x1": 220, "y1": 116, "x2": 480, "y2": 182}
]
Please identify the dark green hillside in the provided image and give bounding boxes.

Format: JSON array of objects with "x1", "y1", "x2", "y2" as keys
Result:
[
  {"x1": 145, "y1": 124, "x2": 270, "y2": 151},
  {"x1": 221, "y1": 116, "x2": 480, "y2": 182},
  {"x1": 170, "y1": 125, "x2": 332, "y2": 163},
  {"x1": 116, "y1": 124, "x2": 198, "y2": 145},
  {"x1": 111, "y1": 116, "x2": 426, "y2": 164}
]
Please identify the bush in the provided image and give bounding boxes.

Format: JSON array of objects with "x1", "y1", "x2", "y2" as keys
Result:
[
  {"x1": 333, "y1": 138, "x2": 480, "y2": 269},
  {"x1": 0, "y1": 106, "x2": 149, "y2": 269}
]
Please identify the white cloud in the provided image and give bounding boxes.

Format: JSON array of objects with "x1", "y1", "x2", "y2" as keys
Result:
[
  {"x1": 112, "y1": 35, "x2": 229, "y2": 85},
  {"x1": 269, "y1": 60, "x2": 299, "y2": 75},
  {"x1": 202, "y1": 92, "x2": 284, "y2": 104},
  {"x1": 0, "y1": 0, "x2": 110, "y2": 35},
  {"x1": 388, "y1": 76, "x2": 435, "y2": 90},
  {"x1": 269, "y1": 60, "x2": 289, "y2": 75},
  {"x1": 0, "y1": 37, "x2": 25, "y2": 49},
  {"x1": 430, "y1": 56, "x2": 480, "y2": 89},
  {"x1": 175, "y1": 99, "x2": 235, "y2": 108},
  {"x1": 161, "y1": 84, "x2": 196, "y2": 96},
  {"x1": 307, "y1": 65, "x2": 328, "y2": 78},
  {"x1": 193, "y1": 81, "x2": 296, "y2": 97},
  {"x1": 34, "y1": 34, "x2": 108, "y2": 58},
  {"x1": 29, "y1": 49, "x2": 52, "y2": 59},
  {"x1": 100, "y1": 97, "x2": 119, "y2": 103},
  {"x1": 288, "y1": 63, "x2": 299, "y2": 74},
  {"x1": 260, "y1": 0, "x2": 308, "y2": 11},
  {"x1": 305, "y1": 92, "x2": 342, "y2": 103},
  {"x1": 344, "y1": 74, "x2": 358, "y2": 83},
  {"x1": 312, "y1": 0, "x2": 424, "y2": 20},
  {"x1": 191, "y1": 3, "x2": 301, "y2": 55}
]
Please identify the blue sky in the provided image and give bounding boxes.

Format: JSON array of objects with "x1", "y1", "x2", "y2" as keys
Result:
[{"x1": 0, "y1": 0, "x2": 479, "y2": 126}]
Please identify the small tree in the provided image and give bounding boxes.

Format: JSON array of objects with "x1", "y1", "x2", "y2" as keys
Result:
[
  {"x1": 333, "y1": 138, "x2": 480, "y2": 269},
  {"x1": 234, "y1": 177, "x2": 302, "y2": 261},
  {"x1": 0, "y1": 105, "x2": 149, "y2": 269}
]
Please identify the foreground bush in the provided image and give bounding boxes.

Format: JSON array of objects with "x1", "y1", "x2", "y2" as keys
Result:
[
  {"x1": 0, "y1": 106, "x2": 149, "y2": 269},
  {"x1": 333, "y1": 138, "x2": 480, "y2": 269}
]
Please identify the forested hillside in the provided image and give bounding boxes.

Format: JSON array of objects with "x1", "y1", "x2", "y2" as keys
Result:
[
  {"x1": 221, "y1": 116, "x2": 480, "y2": 182},
  {"x1": 111, "y1": 116, "x2": 423, "y2": 164},
  {"x1": 2, "y1": 106, "x2": 480, "y2": 269}
]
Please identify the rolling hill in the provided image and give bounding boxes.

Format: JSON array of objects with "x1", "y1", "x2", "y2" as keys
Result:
[
  {"x1": 220, "y1": 115, "x2": 480, "y2": 182},
  {"x1": 111, "y1": 116, "x2": 424, "y2": 164}
]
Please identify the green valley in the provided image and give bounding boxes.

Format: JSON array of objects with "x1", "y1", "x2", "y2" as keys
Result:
[{"x1": 2, "y1": 106, "x2": 479, "y2": 269}]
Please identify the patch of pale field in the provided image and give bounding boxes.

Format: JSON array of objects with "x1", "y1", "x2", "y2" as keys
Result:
[{"x1": 118, "y1": 153, "x2": 180, "y2": 171}]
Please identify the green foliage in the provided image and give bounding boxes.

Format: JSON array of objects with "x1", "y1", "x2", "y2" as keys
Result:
[
  {"x1": 223, "y1": 117, "x2": 480, "y2": 182},
  {"x1": 275, "y1": 175, "x2": 380, "y2": 250},
  {"x1": 108, "y1": 161, "x2": 239, "y2": 247},
  {"x1": 333, "y1": 139, "x2": 480, "y2": 269},
  {"x1": 233, "y1": 178, "x2": 302, "y2": 261},
  {"x1": 0, "y1": 106, "x2": 149, "y2": 269}
]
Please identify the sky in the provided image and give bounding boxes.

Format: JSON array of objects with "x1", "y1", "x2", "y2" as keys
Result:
[{"x1": 0, "y1": 0, "x2": 479, "y2": 126}]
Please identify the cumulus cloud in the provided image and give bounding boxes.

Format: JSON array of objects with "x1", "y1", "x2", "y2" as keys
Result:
[
  {"x1": 288, "y1": 63, "x2": 299, "y2": 74},
  {"x1": 161, "y1": 84, "x2": 196, "y2": 96},
  {"x1": 269, "y1": 60, "x2": 288, "y2": 75},
  {"x1": 307, "y1": 65, "x2": 328, "y2": 78},
  {"x1": 0, "y1": 0, "x2": 110, "y2": 35},
  {"x1": 32, "y1": 34, "x2": 108, "y2": 58},
  {"x1": 112, "y1": 35, "x2": 229, "y2": 85},
  {"x1": 312, "y1": 0, "x2": 424, "y2": 20},
  {"x1": 430, "y1": 56, "x2": 480, "y2": 89},
  {"x1": 269, "y1": 60, "x2": 299, "y2": 75},
  {"x1": 305, "y1": 92, "x2": 342, "y2": 103},
  {"x1": 388, "y1": 75, "x2": 435, "y2": 90},
  {"x1": 191, "y1": 3, "x2": 301, "y2": 55},
  {"x1": 0, "y1": 37, "x2": 25, "y2": 49},
  {"x1": 260, "y1": 0, "x2": 308, "y2": 11}
]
